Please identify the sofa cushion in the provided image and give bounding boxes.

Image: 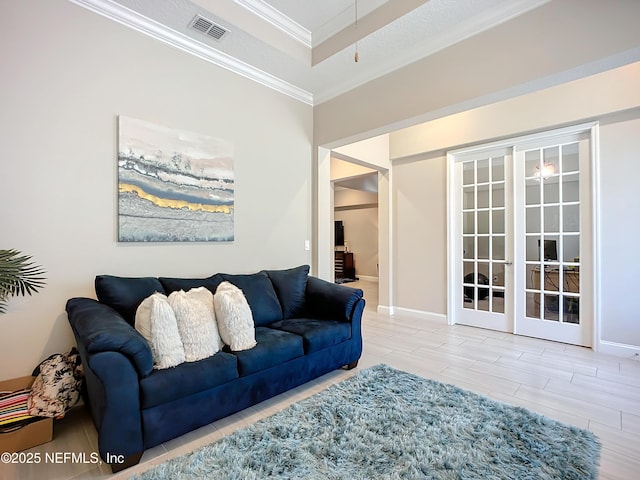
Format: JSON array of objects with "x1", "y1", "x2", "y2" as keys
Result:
[
  {"x1": 159, "y1": 274, "x2": 224, "y2": 295},
  {"x1": 139, "y1": 352, "x2": 238, "y2": 409},
  {"x1": 220, "y1": 272, "x2": 282, "y2": 326},
  {"x1": 168, "y1": 287, "x2": 223, "y2": 362},
  {"x1": 269, "y1": 318, "x2": 351, "y2": 354},
  {"x1": 214, "y1": 282, "x2": 257, "y2": 352},
  {"x1": 135, "y1": 293, "x2": 186, "y2": 369},
  {"x1": 95, "y1": 275, "x2": 165, "y2": 326},
  {"x1": 265, "y1": 265, "x2": 309, "y2": 319},
  {"x1": 232, "y1": 327, "x2": 304, "y2": 376}
]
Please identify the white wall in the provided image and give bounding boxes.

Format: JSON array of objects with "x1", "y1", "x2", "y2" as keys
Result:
[{"x1": 0, "y1": 0, "x2": 313, "y2": 379}]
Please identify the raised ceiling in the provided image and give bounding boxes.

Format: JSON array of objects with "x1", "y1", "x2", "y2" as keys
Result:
[{"x1": 72, "y1": 0, "x2": 551, "y2": 105}]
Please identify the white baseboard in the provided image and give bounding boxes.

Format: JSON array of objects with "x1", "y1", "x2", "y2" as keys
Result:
[
  {"x1": 393, "y1": 307, "x2": 448, "y2": 323},
  {"x1": 377, "y1": 305, "x2": 447, "y2": 323},
  {"x1": 356, "y1": 275, "x2": 378, "y2": 282},
  {"x1": 597, "y1": 340, "x2": 640, "y2": 359}
]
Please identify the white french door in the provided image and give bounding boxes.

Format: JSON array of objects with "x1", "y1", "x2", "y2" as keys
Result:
[
  {"x1": 449, "y1": 147, "x2": 514, "y2": 333},
  {"x1": 448, "y1": 124, "x2": 596, "y2": 346}
]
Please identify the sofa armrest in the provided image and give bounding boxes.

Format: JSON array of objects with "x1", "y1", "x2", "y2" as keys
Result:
[
  {"x1": 66, "y1": 297, "x2": 153, "y2": 378},
  {"x1": 87, "y1": 351, "x2": 144, "y2": 469},
  {"x1": 304, "y1": 276, "x2": 364, "y2": 321}
]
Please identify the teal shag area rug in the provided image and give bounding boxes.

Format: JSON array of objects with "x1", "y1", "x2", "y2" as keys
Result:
[{"x1": 132, "y1": 364, "x2": 600, "y2": 479}]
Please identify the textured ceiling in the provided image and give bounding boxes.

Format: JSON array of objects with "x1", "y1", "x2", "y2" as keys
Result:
[
  {"x1": 263, "y1": 0, "x2": 388, "y2": 43},
  {"x1": 265, "y1": 0, "x2": 370, "y2": 31},
  {"x1": 76, "y1": 0, "x2": 552, "y2": 104}
]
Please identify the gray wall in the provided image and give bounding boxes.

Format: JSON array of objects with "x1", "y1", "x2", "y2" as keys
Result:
[{"x1": 0, "y1": 0, "x2": 313, "y2": 378}]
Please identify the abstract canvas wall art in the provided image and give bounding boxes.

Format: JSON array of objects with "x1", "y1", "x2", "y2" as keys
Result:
[{"x1": 118, "y1": 116, "x2": 234, "y2": 242}]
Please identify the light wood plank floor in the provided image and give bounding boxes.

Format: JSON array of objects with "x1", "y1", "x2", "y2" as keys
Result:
[{"x1": 2, "y1": 279, "x2": 639, "y2": 479}]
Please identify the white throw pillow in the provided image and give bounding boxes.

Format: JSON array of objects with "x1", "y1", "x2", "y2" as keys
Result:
[
  {"x1": 135, "y1": 292, "x2": 185, "y2": 369},
  {"x1": 168, "y1": 287, "x2": 224, "y2": 362},
  {"x1": 213, "y1": 282, "x2": 257, "y2": 351}
]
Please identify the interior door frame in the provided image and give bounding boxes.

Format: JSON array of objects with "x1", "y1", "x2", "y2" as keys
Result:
[{"x1": 447, "y1": 122, "x2": 599, "y2": 348}]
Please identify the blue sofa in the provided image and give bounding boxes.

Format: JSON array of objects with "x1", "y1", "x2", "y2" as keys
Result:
[{"x1": 65, "y1": 265, "x2": 364, "y2": 472}]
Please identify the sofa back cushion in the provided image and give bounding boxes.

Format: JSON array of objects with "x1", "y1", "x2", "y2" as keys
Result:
[
  {"x1": 265, "y1": 265, "x2": 310, "y2": 319},
  {"x1": 159, "y1": 274, "x2": 224, "y2": 295},
  {"x1": 219, "y1": 272, "x2": 282, "y2": 326},
  {"x1": 95, "y1": 275, "x2": 164, "y2": 325}
]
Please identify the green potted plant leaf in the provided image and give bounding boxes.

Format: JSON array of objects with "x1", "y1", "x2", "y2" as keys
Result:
[{"x1": 0, "y1": 249, "x2": 46, "y2": 314}]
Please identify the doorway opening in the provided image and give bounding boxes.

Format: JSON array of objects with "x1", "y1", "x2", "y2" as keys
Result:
[{"x1": 332, "y1": 158, "x2": 380, "y2": 311}]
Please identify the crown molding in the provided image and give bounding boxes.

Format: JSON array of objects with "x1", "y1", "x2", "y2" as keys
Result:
[
  {"x1": 234, "y1": 0, "x2": 311, "y2": 48},
  {"x1": 68, "y1": 0, "x2": 314, "y2": 105}
]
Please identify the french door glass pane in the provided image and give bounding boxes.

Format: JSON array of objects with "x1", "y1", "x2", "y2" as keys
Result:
[
  {"x1": 544, "y1": 294, "x2": 560, "y2": 321},
  {"x1": 492, "y1": 184, "x2": 505, "y2": 207},
  {"x1": 544, "y1": 206, "x2": 560, "y2": 232},
  {"x1": 563, "y1": 235, "x2": 579, "y2": 262},
  {"x1": 526, "y1": 236, "x2": 540, "y2": 262},
  {"x1": 463, "y1": 163, "x2": 475, "y2": 185},
  {"x1": 544, "y1": 235, "x2": 560, "y2": 262},
  {"x1": 478, "y1": 212, "x2": 489, "y2": 234},
  {"x1": 492, "y1": 210, "x2": 505, "y2": 234},
  {"x1": 463, "y1": 212, "x2": 475, "y2": 234},
  {"x1": 562, "y1": 144, "x2": 579, "y2": 172},
  {"x1": 525, "y1": 178, "x2": 540, "y2": 204},
  {"x1": 526, "y1": 292, "x2": 538, "y2": 317},
  {"x1": 493, "y1": 297, "x2": 505, "y2": 314},
  {"x1": 562, "y1": 174, "x2": 579, "y2": 202},
  {"x1": 478, "y1": 236, "x2": 489, "y2": 259},
  {"x1": 543, "y1": 147, "x2": 560, "y2": 173},
  {"x1": 563, "y1": 296, "x2": 579, "y2": 323},
  {"x1": 477, "y1": 159, "x2": 490, "y2": 183},
  {"x1": 492, "y1": 157, "x2": 505, "y2": 181},
  {"x1": 478, "y1": 186, "x2": 489, "y2": 209},
  {"x1": 463, "y1": 237, "x2": 474, "y2": 259},
  {"x1": 525, "y1": 150, "x2": 540, "y2": 177},
  {"x1": 526, "y1": 207, "x2": 540, "y2": 233},
  {"x1": 493, "y1": 263, "x2": 505, "y2": 287},
  {"x1": 563, "y1": 205, "x2": 580, "y2": 232},
  {"x1": 463, "y1": 186, "x2": 475, "y2": 208},
  {"x1": 492, "y1": 236, "x2": 505, "y2": 260},
  {"x1": 543, "y1": 179, "x2": 559, "y2": 203}
]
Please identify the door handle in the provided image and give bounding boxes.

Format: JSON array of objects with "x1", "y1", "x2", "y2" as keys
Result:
[{"x1": 505, "y1": 261, "x2": 513, "y2": 266}]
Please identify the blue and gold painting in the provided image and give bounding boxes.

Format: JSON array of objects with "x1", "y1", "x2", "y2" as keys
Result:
[{"x1": 118, "y1": 116, "x2": 234, "y2": 242}]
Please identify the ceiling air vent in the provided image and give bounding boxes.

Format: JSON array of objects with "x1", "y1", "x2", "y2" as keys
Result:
[{"x1": 190, "y1": 15, "x2": 229, "y2": 41}]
